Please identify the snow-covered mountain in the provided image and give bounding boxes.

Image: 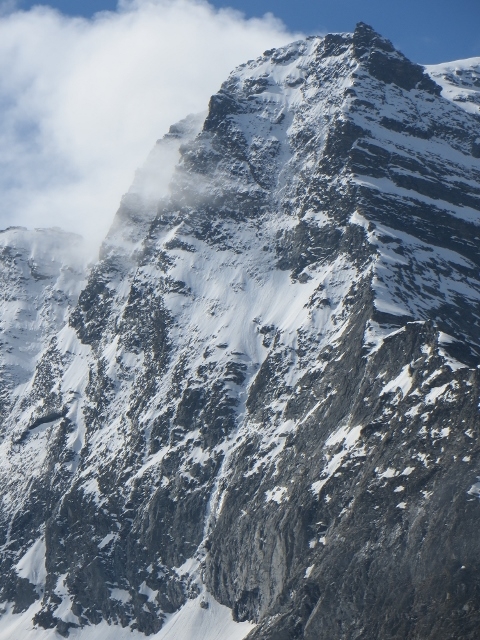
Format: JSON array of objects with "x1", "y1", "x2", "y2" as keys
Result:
[
  {"x1": 426, "y1": 57, "x2": 480, "y2": 116},
  {"x1": 0, "y1": 227, "x2": 87, "y2": 434},
  {"x1": 1, "y1": 23, "x2": 480, "y2": 640}
]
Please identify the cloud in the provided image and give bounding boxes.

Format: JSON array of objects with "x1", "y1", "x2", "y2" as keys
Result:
[{"x1": 0, "y1": 0, "x2": 300, "y2": 252}]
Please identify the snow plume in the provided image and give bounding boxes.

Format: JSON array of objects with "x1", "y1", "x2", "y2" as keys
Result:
[{"x1": 0, "y1": 0, "x2": 300, "y2": 254}]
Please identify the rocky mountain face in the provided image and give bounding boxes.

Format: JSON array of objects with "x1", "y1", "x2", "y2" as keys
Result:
[{"x1": 1, "y1": 22, "x2": 480, "y2": 640}]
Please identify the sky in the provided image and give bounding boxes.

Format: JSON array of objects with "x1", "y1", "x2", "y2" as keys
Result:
[
  {"x1": 0, "y1": 0, "x2": 479, "y2": 250},
  {"x1": 17, "y1": 0, "x2": 480, "y2": 64}
]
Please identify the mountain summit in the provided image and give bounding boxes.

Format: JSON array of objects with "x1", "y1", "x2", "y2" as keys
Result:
[{"x1": 1, "y1": 23, "x2": 480, "y2": 640}]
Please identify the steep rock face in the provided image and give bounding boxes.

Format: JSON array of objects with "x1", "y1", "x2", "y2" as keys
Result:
[
  {"x1": 0, "y1": 227, "x2": 87, "y2": 620},
  {"x1": 0, "y1": 23, "x2": 480, "y2": 640}
]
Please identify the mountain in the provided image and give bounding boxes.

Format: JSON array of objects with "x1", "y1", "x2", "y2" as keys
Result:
[
  {"x1": 0, "y1": 226, "x2": 87, "y2": 434},
  {"x1": 426, "y1": 57, "x2": 480, "y2": 116},
  {"x1": 0, "y1": 22, "x2": 480, "y2": 640}
]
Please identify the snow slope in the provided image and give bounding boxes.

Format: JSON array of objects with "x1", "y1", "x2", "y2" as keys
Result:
[
  {"x1": 0, "y1": 593, "x2": 254, "y2": 640},
  {"x1": 426, "y1": 57, "x2": 480, "y2": 115}
]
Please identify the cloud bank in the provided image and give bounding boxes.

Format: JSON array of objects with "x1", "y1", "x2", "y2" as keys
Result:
[{"x1": 0, "y1": 0, "x2": 300, "y2": 250}]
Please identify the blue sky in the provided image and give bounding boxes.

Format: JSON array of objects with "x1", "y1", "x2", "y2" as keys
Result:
[{"x1": 17, "y1": 0, "x2": 480, "y2": 64}]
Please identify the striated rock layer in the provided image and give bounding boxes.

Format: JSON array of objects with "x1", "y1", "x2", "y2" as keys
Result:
[{"x1": 1, "y1": 23, "x2": 480, "y2": 640}]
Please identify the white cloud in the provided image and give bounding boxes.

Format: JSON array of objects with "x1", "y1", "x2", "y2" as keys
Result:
[{"x1": 0, "y1": 0, "x2": 300, "y2": 251}]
